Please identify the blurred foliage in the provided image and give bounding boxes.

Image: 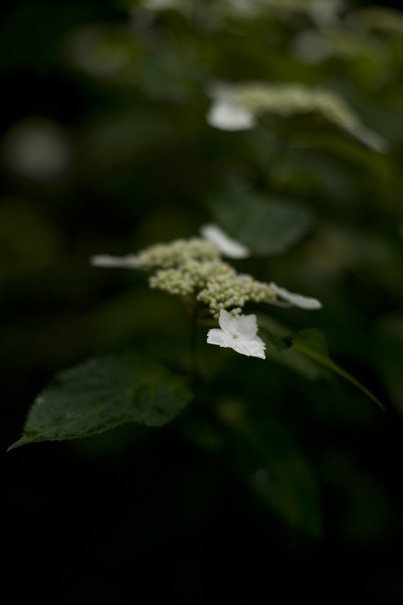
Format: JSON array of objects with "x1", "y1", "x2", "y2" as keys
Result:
[{"x1": 3, "y1": 0, "x2": 403, "y2": 603}]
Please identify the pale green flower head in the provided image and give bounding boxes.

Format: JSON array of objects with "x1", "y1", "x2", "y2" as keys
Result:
[
  {"x1": 90, "y1": 226, "x2": 322, "y2": 321},
  {"x1": 137, "y1": 237, "x2": 220, "y2": 268}
]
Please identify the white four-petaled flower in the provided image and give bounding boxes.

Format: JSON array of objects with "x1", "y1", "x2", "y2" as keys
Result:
[{"x1": 207, "y1": 310, "x2": 266, "y2": 359}]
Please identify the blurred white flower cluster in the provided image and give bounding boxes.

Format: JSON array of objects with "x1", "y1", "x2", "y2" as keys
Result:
[
  {"x1": 140, "y1": 0, "x2": 342, "y2": 25},
  {"x1": 207, "y1": 81, "x2": 387, "y2": 153}
]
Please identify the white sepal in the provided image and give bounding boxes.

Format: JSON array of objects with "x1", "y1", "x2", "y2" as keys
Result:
[
  {"x1": 90, "y1": 254, "x2": 143, "y2": 269},
  {"x1": 200, "y1": 223, "x2": 250, "y2": 258},
  {"x1": 207, "y1": 101, "x2": 255, "y2": 131},
  {"x1": 269, "y1": 282, "x2": 322, "y2": 310},
  {"x1": 207, "y1": 310, "x2": 266, "y2": 360},
  {"x1": 233, "y1": 336, "x2": 266, "y2": 359}
]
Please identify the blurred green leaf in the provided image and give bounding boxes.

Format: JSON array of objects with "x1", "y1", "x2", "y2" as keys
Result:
[
  {"x1": 350, "y1": 7, "x2": 403, "y2": 36},
  {"x1": 257, "y1": 314, "x2": 321, "y2": 380},
  {"x1": 374, "y1": 316, "x2": 403, "y2": 417},
  {"x1": 258, "y1": 315, "x2": 384, "y2": 410},
  {"x1": 292, "y1": 329, "x2": 384, "y2": 411},
  {"x1": 9, "y1": 353, "x2": 192, "y2": 450},
  {"x1": 208, "y1": 190, "x2": 313, "y2": 255}
]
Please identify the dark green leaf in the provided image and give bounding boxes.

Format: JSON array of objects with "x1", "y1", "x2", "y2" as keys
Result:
[
  {"x1": 257, "y1": 314, "x2": 321, "y2": 380},
  {"x1": 9, "y1": 353, "x2": 192, "y2": 450},
  {"x1": 374, "y1": 318, "x2": 403, "y2": 417},
  {"x1": 291, "y1": 329, "x2": 385, "y2": 410},
  {"x1": 258, "y1": 314, "x2": 384, "y2": 409},
  {"x1": 208, "y1": 190, "x2": 313, "y2": 256}
]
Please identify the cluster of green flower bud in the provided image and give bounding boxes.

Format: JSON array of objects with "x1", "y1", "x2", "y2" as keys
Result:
[
  {"x1": 149, "y1": 260, "x2": 233, "y2": 298},
  {"x1": 137, "y1": 237, "x2": 220, "y2": 269},
  {"x1": 197, "y1": 272, "x2": 276, "y2": 317},
  {"x1": 91, "y1": 231, "x2": 322, "y2": 314},
  {"x1": 142, "y1": 236, "x2": 277, "y2": 317}
]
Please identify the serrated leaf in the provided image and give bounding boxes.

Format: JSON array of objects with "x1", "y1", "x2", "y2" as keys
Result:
[
  {"x1": 208, "y1": 191, "x2": 312, "y2": 256},
  {"x1": 9, "y1": 353, "x2": 192, "y2": 450},
  {"x1": 291, "y1": 329, "x2": 385, "y2": 410}
]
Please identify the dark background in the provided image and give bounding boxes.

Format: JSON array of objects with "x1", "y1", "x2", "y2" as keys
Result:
[{"x1": 3, "y1": 1, "x2": 403, "y2": 603}]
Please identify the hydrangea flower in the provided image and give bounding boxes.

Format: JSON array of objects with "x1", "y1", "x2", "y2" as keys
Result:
[
  {"x1": 90, "y1": 230, "x2": 322, "y2": 319},
  {"x1": 207, "y1": 310, "x2": 266, "y2": 359}
]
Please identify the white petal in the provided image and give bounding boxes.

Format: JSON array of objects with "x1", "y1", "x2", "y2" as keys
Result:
[
  {"x1": 90, "y1": 254, "x2": 143, "y2": 269},
  {"x1": 269, "y1": 282, "x2": 322, "y2": 310},
  {"x1": 207, "y1": 329, "x2": 234, "y2": 349},
  {"x1": 207, "y1": 101, "x2": 255, "y2": 131},
  {"x1": 200, "y1": 223, "x2": 250, "y2": 259},
  {"x1": 237, "y1": 314, "x2": 258, "y2": 339},
  {"x1": 218, "y1": 310, "x2": 240, "y2": 335},
  {"x1": 233, "y1": 336, "x2": 266, "y2": 359}
]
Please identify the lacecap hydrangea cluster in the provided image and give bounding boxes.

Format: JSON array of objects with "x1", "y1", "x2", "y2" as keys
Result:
[
  {"x1": 91, "y1": 225, "x2": 321, "y2": 359},
  {"x1": 93, "y1": 236, "x2": 277, "y2": 318}
]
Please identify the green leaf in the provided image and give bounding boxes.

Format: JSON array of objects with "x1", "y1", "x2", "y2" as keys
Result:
[
  {"x1": 257, "y1": 314, "x2": 322, "y2": 380},
  {"x1": 208, "y1": 190, "x2": 312, "y2": 256},
  {"x1": 9, "y1": 353, "x2": 192, "y2": 450},
  {"x1": 374, "y1": 318, "x2": 403, "y2": 418},
  {"x1": 291, "y1": 329, "x2": 385, "y2": 410},
  {"x1": 257, "y1": 314, "x2": 384, "y2": 409}
]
